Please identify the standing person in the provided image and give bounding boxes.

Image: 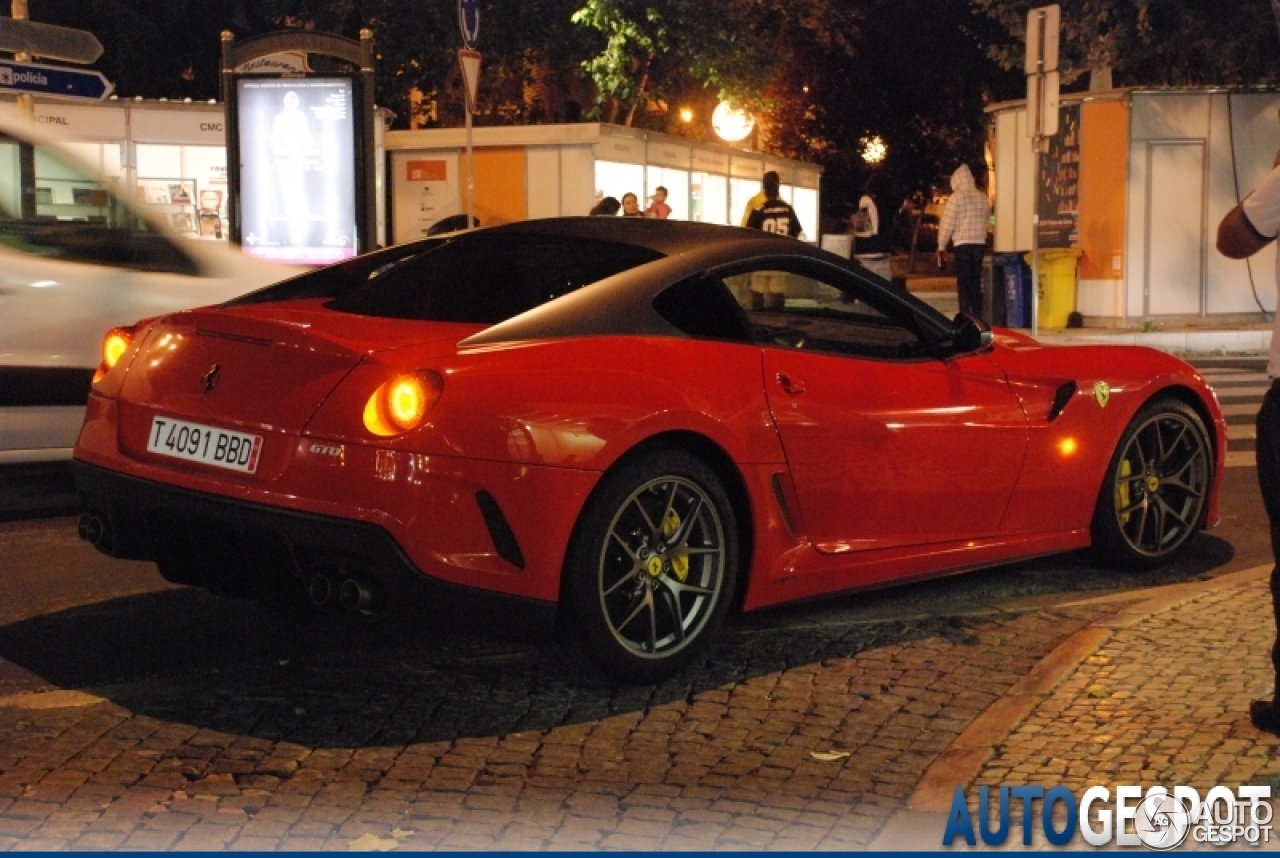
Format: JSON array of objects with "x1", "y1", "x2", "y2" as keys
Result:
[
  {"x1": 743, "y1": 171, "x2": 803, "y2": 309},
  {"x1": 744, "y1": 172, "x2": 802, "y2": 237},
  {"x1": 936, "y1": 163, "x2": 991, "y2": 318},
  {"x1": 739, "y1": 172, "x2": 772, "y2": 227},
  {"x1": 645, "y1": 186, "x2": 671, "y2": 219},
  {"x1": 852, "y1": 175, "x2": 893, "y2": 282},
  {"x1": 1217, "y1": 148, "x2": 1280, "y2": 734},
  {"x1": 620, "y1": 193, "x2": 643, "y2": 217}
]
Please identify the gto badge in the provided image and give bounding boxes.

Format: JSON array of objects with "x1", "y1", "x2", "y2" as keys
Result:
[
  {"x1": 200, "y1": 363, "x2": 220, "y2": 394},
  {"x1": 1093, "y1": 381, "x2": 1110, "y2": 408}
]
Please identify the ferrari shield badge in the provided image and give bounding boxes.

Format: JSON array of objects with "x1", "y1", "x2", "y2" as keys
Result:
[{"x1": 1093, "y1": 381, "x2": 1110, "y2": 409}]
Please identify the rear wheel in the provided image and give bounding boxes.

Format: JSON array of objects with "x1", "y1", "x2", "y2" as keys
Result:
[
  {"x1": 1091, "y1": 398, "x2": 1212, "y2": 570},
  {"x1": 563, "y1": 448, "x2": 738, "y2": 683}
]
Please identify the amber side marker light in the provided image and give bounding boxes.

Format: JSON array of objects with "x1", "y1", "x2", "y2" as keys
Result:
[
  {"x1": 363, "y1": 371, "x2": 443, "y2": 436},
  {"x1": 93, "y1": 327, "x2": 135, "y2": 383}
]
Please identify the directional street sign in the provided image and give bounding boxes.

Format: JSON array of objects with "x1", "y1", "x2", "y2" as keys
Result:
[
  {"x1": 0, "y1": 58, "x2": 111, "y2": 100},
  {"x1": 0, "y1": 18, "x2": 103, "y2": 64},
  {"x1": 458, "y1": 0, "x2": 480, "y2": 49},
  {"x1": 1024, "y1": 4, "x2": 1061, "y2": 140},
  {"x1": 1024, "y1": 4, "x2": 1060, "y2": 74}
]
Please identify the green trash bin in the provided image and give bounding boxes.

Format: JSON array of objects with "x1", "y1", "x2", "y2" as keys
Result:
[{"x1": 1024, "y1": 248, "x2": 1082, "y2": 329}]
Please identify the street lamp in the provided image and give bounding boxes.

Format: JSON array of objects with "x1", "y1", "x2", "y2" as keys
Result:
[
  {"x1": 862, "y1": 135, "x2": 887, "y2": 165},
  {"x1": 712, "y1": 101, "x2": 754, "y2": 143}
]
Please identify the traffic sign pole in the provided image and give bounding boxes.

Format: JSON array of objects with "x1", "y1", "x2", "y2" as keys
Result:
[
  {"x1": 1025, "y1": 4, "x2": 1060, "y2": 338},
  {"x1": 466, "y1": 81, "x2": 474, "y2": 233},
  {"x1": 11, "y1": 0, "x2": 32, "y2": 119},
  {"x1": 458, "y1": 0, "x2": 481, "y2": 231}
]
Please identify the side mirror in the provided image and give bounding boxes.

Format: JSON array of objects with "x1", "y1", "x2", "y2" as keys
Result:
[{"x1": 951, "y1": 312, "x2": 992, "y2": 353}]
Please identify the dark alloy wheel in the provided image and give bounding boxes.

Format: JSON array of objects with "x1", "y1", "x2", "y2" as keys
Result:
[
  {"x1": 1092, "y1": 398, "x2": 1212, "y2": 570},
  {"x1": 563, "y1": 448, "x2": 738, "y2": 682}
]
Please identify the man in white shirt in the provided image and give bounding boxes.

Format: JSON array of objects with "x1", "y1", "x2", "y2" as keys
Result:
[
  {"x1": 1217, "y1": 149, "x2": 1280, "y2": 734},
  {"x1": 936, "y1": 164, "x2": 991, "y2": 318}
]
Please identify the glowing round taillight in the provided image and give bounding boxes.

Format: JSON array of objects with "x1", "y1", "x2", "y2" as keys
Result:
[
  {"x1": 93, "y1": 327, "x2": 135, "y2": 384},
  {"x1": 387, "y1": 376, "x2": 427, "y2": 430},
  {"x1": 363, "y1": 371, "x2": 443, "y2": 436},
  {"x1": 103, "y1": 329, "x2": 131, "y2": 369}
]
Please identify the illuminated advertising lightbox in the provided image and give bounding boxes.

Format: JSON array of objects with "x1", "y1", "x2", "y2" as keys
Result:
[{"x1": 236, "y1": 77, "x2": 357, "y2": 264}]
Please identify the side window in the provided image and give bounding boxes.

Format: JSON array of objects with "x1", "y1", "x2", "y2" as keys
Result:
[
  {"x1": 652, "y1": 275, "x2": 752, "y2": 342},
  {"x1": 0, "y1": 135, "x2": 197, "y2": 275},
  {"x1": 726, "y1": 266, "x2": 927, "y2": 360}
]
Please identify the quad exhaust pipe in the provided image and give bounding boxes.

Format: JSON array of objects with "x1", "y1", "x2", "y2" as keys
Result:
[
  {"x1": 77, "y1": 512, "x2": 109, "y2": 549},
  {"x1": 307, "y1": 572, "x2": 380, "y2": 614},
  {"x1": 307, "y1": 572, "x2": 336, "y2": 607},
  {"x1": 339, "y1": 577, "x2": 378, "y2": 613}
]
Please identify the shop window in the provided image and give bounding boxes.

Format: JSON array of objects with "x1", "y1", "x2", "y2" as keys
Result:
[{"x1": 0, "y1": 133, "x2": 197, "y2": 275}]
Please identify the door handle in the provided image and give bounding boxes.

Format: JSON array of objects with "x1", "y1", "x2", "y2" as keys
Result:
[{"x1": 775, "y1": 372, "x2": 805, "y2": 395}]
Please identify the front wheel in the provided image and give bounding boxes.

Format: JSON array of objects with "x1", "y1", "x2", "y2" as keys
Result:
[
  {"x1": 1091, "y1": 398, "x2": 1212, "y2": 570},
  {"x1": 563, "y1": 448, "x2": 738, "y2": 683}
]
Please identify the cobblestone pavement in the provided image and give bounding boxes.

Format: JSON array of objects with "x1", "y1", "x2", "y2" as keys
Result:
[
  {"x1": 0, "y1": 597, "x2": 1122, "y2": 851},
  {"x1": 872, "y1": 566, "x2": 1280, "y2": 851},
  {"x1": 974, "y1": 577, "x2": 1280, "y2": 794}
]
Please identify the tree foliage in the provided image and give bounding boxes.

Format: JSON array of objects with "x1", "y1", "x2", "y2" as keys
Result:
[
  {"x1": 27, "y1": 0, "x2": 596, "y2": 127},
  {"x1": 37, "y1": 0, "x2": 1280, "y2": 224},
  {"x1": 569, "y1": 0, "x2": 855, "y2": 125},
  {"x1": 763, "y1": 0, "x2": 1019, "y2": 224},
  {"x1": 974, "y1": 0, "x2": 1280, "y2": 87}
]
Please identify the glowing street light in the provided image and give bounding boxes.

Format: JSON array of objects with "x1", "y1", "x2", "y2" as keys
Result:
[
  {"x1": 862, "y1": 135, "x2": 887, "y2": 164},
  {"x1": 679, "y1": 107, "x2": 694, "y2": 123},
  {"x1": 712, "y1": 101, "x2": 754, "y2": 143}
]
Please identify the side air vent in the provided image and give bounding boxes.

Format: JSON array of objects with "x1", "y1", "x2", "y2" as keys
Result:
[
  {"x1": 770, "y1": 474, "x2": 796, "y2": 535},
  {"x1": 1048, "y1": 381, "x2": 1077, "y2": 422},
  {"x1": 475, "y1": 490, "x2": 526, "y2": 569}
]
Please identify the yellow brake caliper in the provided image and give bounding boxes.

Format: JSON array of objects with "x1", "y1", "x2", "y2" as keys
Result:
[
  {"x1": 1117, "y1": 458, "x2": 1132, "y2": 525},
  {"x1": 663, "y1": 508, "x2": 690, "y2": 582}
]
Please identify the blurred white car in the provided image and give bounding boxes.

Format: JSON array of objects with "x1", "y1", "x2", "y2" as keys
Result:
[{"x1": 0, "y1": 116, "x2": 289, "y2": 463}]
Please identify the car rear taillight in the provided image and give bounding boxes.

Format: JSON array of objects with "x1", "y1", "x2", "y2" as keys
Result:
[
  {"x1": 362, "y1": 370, "x2": 443, "y2": 436},
  {"x1": 93, "y1": 326, "x2": 135, "y2": 384}
]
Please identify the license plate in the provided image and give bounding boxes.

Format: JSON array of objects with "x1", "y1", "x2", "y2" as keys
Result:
[{"x1": 146, "y1": 416, "x2": 263, "y2": 474}]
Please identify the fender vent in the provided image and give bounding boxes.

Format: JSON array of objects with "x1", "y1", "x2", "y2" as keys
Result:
[
  {"x1": 1048, "y1": 381, "x2": 1077, "y2": 422},
  {"x1": 475, "y1": 491, "x2": 526, "y2": 569},
  {"x1": 771, "y1": 474, "x2": 796, "y2": 536}
]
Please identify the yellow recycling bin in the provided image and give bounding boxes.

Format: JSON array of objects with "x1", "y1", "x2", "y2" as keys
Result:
[{"x1": 1023, "y1": 248, "x2": 1082, "y2": 329}]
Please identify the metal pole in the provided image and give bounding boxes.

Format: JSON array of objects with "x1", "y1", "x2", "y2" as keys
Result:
[
  {"x1": 220, "y1": 30, "x2": 240, "y2": 246},
  {"x1": 465, "y1": 103, "x2": 474, "y2": 229},
  {"x1": 10, "y1": 0, "x2": 32, "y2": 119},
  {"x1": 359, "y1": 29, "x2": 376, "y2": 252},
  {"x1": 1030, "y1": 9, "x2": 1046, "y2": 338},
  {"x1": 1031, "y1": 142, "x2": 1041, "y2": 336}
]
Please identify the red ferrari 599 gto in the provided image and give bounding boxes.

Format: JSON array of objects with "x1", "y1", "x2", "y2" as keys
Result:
[{"x1": 73, "y1": 218, "x2": 1226, "y2": 681}]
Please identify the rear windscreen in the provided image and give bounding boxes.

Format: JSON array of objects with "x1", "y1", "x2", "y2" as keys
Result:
[{"x1": 231, "y1": 231, "x2": 663, "y2": 324}]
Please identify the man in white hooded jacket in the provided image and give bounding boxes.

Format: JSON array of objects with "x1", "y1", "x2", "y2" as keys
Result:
[{"x1": 936, "y1": 164, "x2": 991, "y2": 318}]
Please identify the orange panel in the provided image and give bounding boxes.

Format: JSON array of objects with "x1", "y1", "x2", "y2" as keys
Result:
[
  {"x1": 459, "y1": 147, "x2": 527, "y2": 226},
  {"x1": 1078, "y1": 100, "x2": 1129, "y2": 280},
  {"x1": 406, "y1": 159, "x2": 447, "y2": 182}
]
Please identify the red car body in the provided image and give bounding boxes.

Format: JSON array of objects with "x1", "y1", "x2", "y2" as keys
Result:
[{"x1": 72, "y1": 219, "x2": 1226, "y2": 680}]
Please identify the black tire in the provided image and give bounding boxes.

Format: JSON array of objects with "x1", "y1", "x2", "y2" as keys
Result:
[
  {"x1": 1091, "y1": 397, "x2": 1212, "y2": 570},
  {"x1": 562, "y1": 448, "x2": 739, "y2": 683}
]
